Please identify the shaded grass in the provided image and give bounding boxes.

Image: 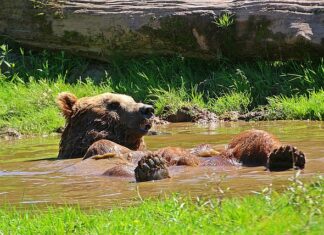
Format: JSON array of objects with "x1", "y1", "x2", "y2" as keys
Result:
[
  {"x1": 108, "y1": 58, "x2": 324, "y2": 107},
  {"x1": 0, "y1": 44, "x2": 324, "y2": 134},
  {"x1": 0, "y1": 176, "x2": 323, "y2": 234},
  {"x1": 3, "y1": 45, "x2": 324, "y2": 105}
]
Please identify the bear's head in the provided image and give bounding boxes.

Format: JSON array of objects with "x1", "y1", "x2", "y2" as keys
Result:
[{"x1": 57, "y1": 92, "x2": 154, "y2": 159}]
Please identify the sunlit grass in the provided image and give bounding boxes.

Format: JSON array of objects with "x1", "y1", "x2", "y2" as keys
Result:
[
  {"x1": 0, "y1": 176, "x2": 323, "y2": 234},
  {"x1": 150, "y1": 83, "x2": 206, "y2": 116},
  {"x1": 0, "y1": 76, "x2": 113, "y2": 134},
  {"x1": 208, "y1": 91, "x2": 251, "y2": 115},
  {"x1": 267, "y1": 90, "x2": 324, "y2": 120}
]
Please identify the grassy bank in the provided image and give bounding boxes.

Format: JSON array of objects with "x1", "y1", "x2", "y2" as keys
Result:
[
  {"x1": 0, "y1": 44, "x2": 324, "y2": 134},
  {"x1": 0, "y1": 176, "x2": 323, "y2": 234}
]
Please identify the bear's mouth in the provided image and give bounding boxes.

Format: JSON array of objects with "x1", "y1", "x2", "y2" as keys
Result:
[{"x1": 139, "y1": 119, "x2": 153, "y2": 133}]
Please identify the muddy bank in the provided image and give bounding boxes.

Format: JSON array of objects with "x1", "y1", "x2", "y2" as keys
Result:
[
  {"x1": 161, "y1": 106, "x2": 267, "y2": 123},
  {"x1": 0, "y1": 127, "x2": 21, "y2": 140}
]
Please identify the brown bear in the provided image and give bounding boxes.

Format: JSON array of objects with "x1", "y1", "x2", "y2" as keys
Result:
[
  {"x1": 74, "y1": 130, "x2": 305, "y2": 182},
  {"x1": 56, "y1": 92, "x2": 305, "y2": 182},
  {"x1": 57, "y1": 92, "x2": 154, "y2": 159}
]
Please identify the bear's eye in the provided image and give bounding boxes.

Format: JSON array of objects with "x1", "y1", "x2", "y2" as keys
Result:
[{"x1": 108, "y1": 102, "x2": 120, "y2": 110}]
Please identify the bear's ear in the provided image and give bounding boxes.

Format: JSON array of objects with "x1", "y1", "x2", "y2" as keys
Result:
[{"x1": 57, "y1": 92, "x2": 78, "y2": 119}]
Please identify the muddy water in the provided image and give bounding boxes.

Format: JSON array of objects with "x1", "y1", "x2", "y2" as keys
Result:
[{"x1": 0, "y1": 121, "x2": 323, "y2": 208}]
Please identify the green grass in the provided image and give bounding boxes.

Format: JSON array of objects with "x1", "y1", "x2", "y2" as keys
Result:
[
  {"x1": 213, "y1": 12, "x2": 234, "y2": 28},
  {"x1": 0, "y1": 75, "x2": 113, "y2": 134},
  {"x1": 0, "y1": 43, "x2": 324, "y2": 134},
  {"x1": 0, "y1": 176, "x2": 323, "y2": 234},
  {"x1": 151, "y1": 83, "x2": 206, "y2": 116},
  {"x1": 208, "y1": 91, "x2": 251, "y2": 115},
  {"x1": 267, "y1": 90, "x2": 324, "y2": 120}
]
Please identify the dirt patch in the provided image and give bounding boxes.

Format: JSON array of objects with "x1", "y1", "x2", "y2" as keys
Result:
[
  {"x1": 219, "y1": 110, "x2": 268, "y2": 122},
  {"x1": 0, "y1": 127, "x2": 21, "y2": 140},
  {"x1": 162, "y1": 106, "x2": 218, "y2": 123},
  {"x1": 160, "y1": 107, "x2": 268, "y2": 123}
]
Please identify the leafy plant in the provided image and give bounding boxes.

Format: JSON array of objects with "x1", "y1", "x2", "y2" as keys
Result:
[
  {"x1": 0, "y1": 44, "x2": 15, "y2": 74},
  {"x1": 213, "y1": 12, "x2": 234, "y2": 28}
]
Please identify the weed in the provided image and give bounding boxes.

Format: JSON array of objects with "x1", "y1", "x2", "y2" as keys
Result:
[
  {"x1": 212, "y1": 12, "x2": 234, "y2": 28},
  {"x1": 0, "y1": 45, "x2": 15, "y2": 75}
]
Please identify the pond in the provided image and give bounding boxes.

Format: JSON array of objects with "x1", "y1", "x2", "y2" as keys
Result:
[{"x1": 0, "y1": 121, "x2": 323, "y2": 208}]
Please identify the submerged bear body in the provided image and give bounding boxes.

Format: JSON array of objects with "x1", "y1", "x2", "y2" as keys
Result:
[{"x1": 61, "y1": 130, "x2": 305, "y2": 182}]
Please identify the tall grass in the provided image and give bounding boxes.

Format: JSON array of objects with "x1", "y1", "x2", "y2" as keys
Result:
[
  {"x1": 3, "y1": 44, "x2": 324, "y2": 104},
  {"x1": 0, "y1": 176, "x2": 323, "y2": 234},
  {"x1": 0, "y1": 43, "x2": 324, "y2": 134},
  {"x1": 150, "y1": 83, "x2": 206, "y2": 116},
  {"x1": 267, "y1": 90, "x2": 324, "y2": 120},
  {"x1": 208, "y1": 91, "x2": 251, "y2": 115},
  {"x1": 0, "y1": 76, "x2": 113, "y2": 134}
]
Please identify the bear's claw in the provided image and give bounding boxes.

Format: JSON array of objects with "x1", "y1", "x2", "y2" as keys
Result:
[
  {"x1": 267, "y1": 145, "x2": 306, "y2": 171},
  {"x1": 135, "y1": 153, "x2": 170, "y2": 182}
]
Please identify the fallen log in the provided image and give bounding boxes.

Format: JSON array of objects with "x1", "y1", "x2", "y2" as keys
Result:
[{"x1": 0, "y1": 0, "x2": 323, "y2": 60}]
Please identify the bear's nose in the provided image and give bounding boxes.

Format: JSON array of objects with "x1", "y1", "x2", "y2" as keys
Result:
[{"x1": 140, "y1": 105, "x2": 154, "y2": 116}]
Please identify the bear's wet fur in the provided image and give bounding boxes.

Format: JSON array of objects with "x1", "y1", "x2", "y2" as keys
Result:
[
  {"x1": 61, "y1": 128, "x2": 306, "y2": 182},
  {"x1": 220, "y1": 129, "x2": 306, "y2": 171},
  {"x1": 83, "y1": 139, "x2": 131, "y2": 160},
  {"x1": 220, "y1": 129, "x2": 281, "y2": 166},
  {"x1": 132, "y1": 130, "x2": 306, "y2": 181},
  {"x1": 57, "y1": 92, "x2": 154, "y2": 159}
]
